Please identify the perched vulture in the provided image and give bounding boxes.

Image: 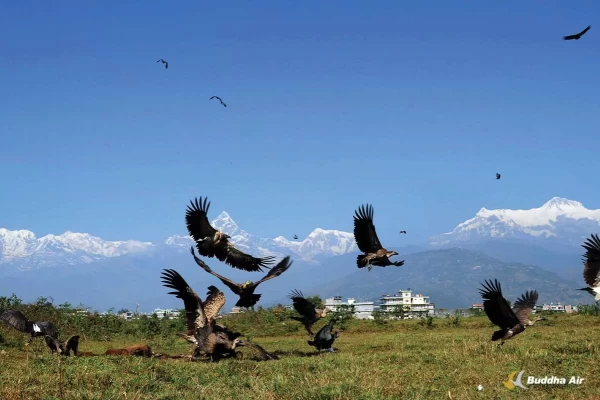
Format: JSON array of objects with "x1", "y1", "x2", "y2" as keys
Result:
[
  {"x1": 578, "y1": 233, "x2": 600, "y2": 301},
  {"x1": 190, "y1": 247, "x2": 292, "y2": 308},
  {"x1": 210, "y1": 96, "x2": 227, "y2": 107},
  {"x1": 308, "y1": 318, "x2": 339, "y2": 353},
  {"x1": 479, "y1": 279, "x2": 543, "y2": 346},
  {"x1": 185, "y1": 196, "x2": 276, "y2": 272},
  {"x1": 563, "y1": 25, "x2": 591, "y2": 40},
  {"x1": 353, "y1": 204, "x2": 405, "y2": 270},
  {"x1": 156, "y1": 59, "x2": 169, "y2": 69},
  {"x1": 289, "y1": 289, "x2": 328, "y2": 336}
]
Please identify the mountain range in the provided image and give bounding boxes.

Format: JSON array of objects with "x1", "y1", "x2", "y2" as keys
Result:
[{"x1": 0, "y1": 197, "x2": 595, "y2": 310}]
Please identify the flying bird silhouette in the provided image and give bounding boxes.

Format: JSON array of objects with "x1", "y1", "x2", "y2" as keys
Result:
[
  {"x1": 496, "y1": 173, "x2": 501, "y2": 180},
  {"x1": 563, "y1": 25, "x2": 591, "y2": 40},
  {"x1": 156, "y1": 59, "x2": 168, "y2": 69},
  {"x1": 293, "y1": 235, "x2": 298, "y2": 240},
  {"x1": 399, "y1": 231, "x2": 407, "y2": 234},
  {"x1": 289, "y1": 289, "x2": 328, "y2": 336},
  {"x1": 210, "y1": 96, "x2": 227, "y2": 107}
]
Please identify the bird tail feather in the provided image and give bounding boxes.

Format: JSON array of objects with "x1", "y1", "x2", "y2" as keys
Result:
[
  {"x1": 356, "y1": 255, "x2": 369, "y2": 268},
  {"x1": 491, "y1": 330, "x2": 504, "y2": 341}
]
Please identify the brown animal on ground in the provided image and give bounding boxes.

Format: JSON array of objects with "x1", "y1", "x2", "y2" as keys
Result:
[{"x1": 104, "y1": 344, "x2": 154, "y2": 357}]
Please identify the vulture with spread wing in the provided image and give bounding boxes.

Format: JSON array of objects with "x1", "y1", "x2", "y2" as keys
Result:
[
  {"x1": 564, "y1": 25, "x2": 591, "y2": 40},
  {"x1": 353, "y1": 204, "x2": 405, "y2": 270},
  {"x1": 186, "y1": 197, "x2": 276, "y2": 272},
  {"x1": 479, "y1": 279, "x2": 542, "y2": 346},
  {"x1": 308, "y1": 318, "x2": 340, "y2": 353},
  {"x1": 578, "y1": 233, "x2": 600, "y2": 301},
  {"x1": 289, "y1": 289, "x2": 327, "y2": 336},
  {"x1": 190, "y1": 247, "x2": 292, "y2": 308}
]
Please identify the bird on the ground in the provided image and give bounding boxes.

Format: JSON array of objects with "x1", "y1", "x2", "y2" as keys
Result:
[
  {"x1": 353, "y1": 204, "x2": 405, "y2": 270},
  {"x1": 479, "y1": 279, "x2": 542, "y2": 347},
  {"x1": 0, "y1": 310, "x2": 59, "y2": 342},
  {"x1": 156, "y1": 59, "x2": 168, "y2": 69},
  {"x1": 563, "y1": 25, "x2": 591, "y2": 40},
  {"x1": 210, "y1": 96, "x2": 227, "y2": 107},
  {"x1": 190, "y1": 247, "x2": 292, "y2": 308},
  {"x1": 577, "y1": 233, "x2": 600, "y2": 301},
  {"x1": 185, "y1": 197, "x2": 276, "y2": 272},
  {"x1": 496, "y1": 173, "x2": 501, "y2": 180},
  {"x1": 307, "y1": 318, "x2": 339, "y2": 353},
  {"x1": 289, "y1": 289, "x2": 328, "y2": 336},
  {"x1": 399, "y1": 230, "x2": 407, "y2": 234},
  {"x1": 44, "y1": 335, "x2": 80, "y2": 356},
  {"x1": 293, "y1": 235, "x2": 298, "y2": 240}
]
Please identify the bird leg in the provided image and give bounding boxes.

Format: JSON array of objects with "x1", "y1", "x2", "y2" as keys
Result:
[{"x1": 327, "y1": 348, "x2": 335, "y2": 353}]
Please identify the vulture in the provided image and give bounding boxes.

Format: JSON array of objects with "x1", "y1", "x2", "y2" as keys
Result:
[
  {"x1": 563, "y1": 25, "x2": 591, "y2": 40},
  {"x1": 160, "y1": 268, "x2": 278, "y2": 361},
  {"x1": 308, "y1": 318, "x2": 339, "y2": 353},
  {"x1": 289, "y1": 289, "x2": 328, "y2": 336},
  {"x1": 185, "y1": 196, "x2": 276, "y2": 272},
  {"x1": 479, "y1": 279, "x2": 543, "y2": 346},
  {"x1": 399, "y1": 230, "x2": 407, "y2": 234},
  {"x1": 578, "y1": 233, "x2": 600, "y2": 301},
  {"x1": 44, "y1": 335, "x2": 80, "y2": 357},
  {"x1": 496, "y1": 173, "x2": 501, "y2": 180},
  {"x1": 190, "y1": 247, "x2": 292, "y2": 308},
  {"x1": 0, "y1": 310, "x2": 59, "y2": 343},
  {"x1": 210, "y1": 96, "x2": 227, "y2": 107},
  {"x1": 156, "y1": 59, "x2": 169, "y2": 69},
  {"x1": 353, "y1": 204, "x2": 405, "y2": 270},
  {"x1": 293, "y1": 235, "x2": 298, "y2": 240}
]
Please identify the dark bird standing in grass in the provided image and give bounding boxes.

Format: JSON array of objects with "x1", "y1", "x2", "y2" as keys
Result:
[
  {"x1": 353, "y1": 204, "x2": 405, "y2": 270},
  {"x1": 156, "y1": 59, "x2": 168, "y2": 69},
  {"x1": 496, "y1": 173, "x2": 501, "y2": 180},
  {"x1": 308, "y1": 318, "x2": 339, "y2": 353},
  {"x1": 191, "y1": 247, "x2": 293, "y2": 308},
  {"x1": 44, "y1": 335, "x2": 80, "y2": 356},
  {"x1": 289, "y1": 289, "x2": 328, "y2": 336},
  {"x1": 563, "y1": 25, "x2": 591, "y2": 40},
  {"x1": 210, "y1": 96, "x2": 227, "y2": 107},
  {"x1": 185, "y1": 197, "x2": 276, "y2": 272},
  {"x1": 577, "y1": 233, "x2": 600, "y2": 302},
  {"x1": 479, "y1": 279, "x2": 544, "y2": 347}
]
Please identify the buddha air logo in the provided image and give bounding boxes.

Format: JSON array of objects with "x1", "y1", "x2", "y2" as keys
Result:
[{"x1": 504, "y1": 370, "x2": 585, "y2": 390}]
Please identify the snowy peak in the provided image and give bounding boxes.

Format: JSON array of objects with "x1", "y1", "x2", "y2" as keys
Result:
[{"x1": 430, "y1": 197, "x2": 600, "y2": 246}]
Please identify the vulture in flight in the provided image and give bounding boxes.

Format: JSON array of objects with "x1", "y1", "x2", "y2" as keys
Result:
[
  {"x1": 160, "y1": 268, "x2": 278, "y2": 361},
  {"x1": 308, "y1": 318, "x2": 339, "y2": 353},
  {"x1": 353, "y1": 204, "x2": 405, "y2": 270},
  {"x1": 289, "y1": 289, "x2": 328, "y2": 336},
  {"x1": 578, "y1": 233, "x2": 600, "y2": 302},
  {"x1": 210, "y1": 96, "x2": 227, "y2": 107},
  {"x1": 479, "y1": 279, "x2": 543, "y2": 347},
  {"x1": 399, "y1": 230, "x2": 407, "y2": 234},
  {"x1": 156, "y1": 59, "x2": 169, "y2": 69},
  {"x1": 496, "y1": 173, "x2": 501, "y2": 180},
  {"x1": 190, "y1": 247, "x2": 292, "y2": 308},
  {"x1": 563, "y1": 25, "x2": 591, "y2": 40},
  {"x1": 185, "y1": 196, "x2": 276, "y2": 272},
  {"x1": 293, "y1": 235, "x2": 298, "y2": 240}
]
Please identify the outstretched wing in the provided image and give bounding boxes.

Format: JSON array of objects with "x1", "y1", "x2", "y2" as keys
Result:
[
  {"x1": 512, "y1": 290, "x2": 539, "y2": 325},
  {"x1": 289, "y1": 289, "x2": 317, "y2": 321},
  {"x1": 0, "y1": 310, "x2": 30, "y2": 334},
  {"x1": 582, "y1": 234, "x2": 600, "y2": 287},
  {"x1": 160, "y1": 269, "x2": 205, "y2": 335},
  {"x1": 37, "y1": 321, "x2": 59, "y2": 339},
  {"x1": 315, "y1": 319, "x2": 336, "y2": 342},
  {"x1": 215, "y1": 244, "x2": 276, "y2": 272},
  {"x1": 190, "y1": 247, "x2": 242, "y2": 294},
  {"x1": 578, "y1": 25, "x2": 591, "y2": 37},
  {"x1": 185, "y1": 197, "x2": 219, "y2": 254},
  {"x1": 237, "y1": 339, "x2": 279, "y2": 361},
  {"x1": 203, "y1": 285, "x2": 226, "y2": 322},
  {"x1": 353, "y1": 204, "x2": 383, "y2": 253},
  {"x1": 255, "y1": 256, "x2": 292, "y2": 285},
  {"x1": 479, "y1": 279, "x2": 519, "y2": 329}
]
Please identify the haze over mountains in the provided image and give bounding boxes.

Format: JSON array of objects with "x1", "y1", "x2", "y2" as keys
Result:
[{"x1": 0, "y1": 197, "x2": 595, "y2": 311}]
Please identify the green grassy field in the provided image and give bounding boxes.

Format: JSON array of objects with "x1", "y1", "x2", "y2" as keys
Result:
[{"x1": 0, "y1": 314, "x2": 598, "y2": 400}]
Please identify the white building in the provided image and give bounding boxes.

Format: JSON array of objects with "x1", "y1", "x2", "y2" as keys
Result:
[
  {"x1": 324, "y1": 296, "x2": 375, "y2": 319},
  {"x1": 152, "y1": 308, "x2": 180, "y2": 319},
  {"x1": 533, "y1": 303, "x2": 575, "y2": 313},
  {"x1": 379, "y1": 289, "x2": 435, "y2": 316}
]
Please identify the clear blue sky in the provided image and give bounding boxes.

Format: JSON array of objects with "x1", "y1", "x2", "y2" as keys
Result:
[{"x1": 1, "y1": 1, "x2": 599, "y2": 245}]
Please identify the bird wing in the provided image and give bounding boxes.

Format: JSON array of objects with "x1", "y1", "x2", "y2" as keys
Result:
[
  {"x1": 578, "y1": 26, "x2": 591, "y2": 36},
  {"x1": 190, "y1": 247, "x2": 242, "y2": 294},
  {"x1": 255, "y1": 256, "x2": 292, "y2": 285},
  {"x1": 315, "y1": 319, "x2": 336, "y2": 342},
  {"x1": 37, "y1": 321, "x2": 59, "y2": 339},
  {"x1": 185, "y1": 197, "x2": 219, "y2": 251},
  {"x1": 160, "y1": 269, "x2": 205, "y2": 335},
  {"x1": 479, "y1": 279, "x2": 520, "y2": 329},
  {"x1": 0, "y1": 310, "x2": 30, "y2": 333},
  {"x1": 215, "y1": 243, "x2": 276, "y2": 272},
  {"x1": 353, "y1": 204, "x2": 383, "y2": 253},
  {"x1": 203, "y1": 285, "x2": 226, "y2": 322},
  {"x1": 237, "y1": 339, "x2": 279, "y2": 360},
  {"x1": 582, "y1": 234, "x2": 600, "y2": 287},
  {"x1": 563, "y1": 34, "x2": 577, "y2": 40},
  {"x1": 374, "y1": 257, "x2": 405, "y2": 267},
  {"x1": 512, "y1": 290, "x2": 538, "y2": 325},
  {"x1": 289, "y1": 289, "x2": 318, "y2": 321}
]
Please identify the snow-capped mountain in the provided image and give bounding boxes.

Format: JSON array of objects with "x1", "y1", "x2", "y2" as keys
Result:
[
  {"x1": 430, "y1": 197, "x2": 600, "y2": 247},
  {"x1": 0, "y1": 211, "x2": 357, "y2": 271}
]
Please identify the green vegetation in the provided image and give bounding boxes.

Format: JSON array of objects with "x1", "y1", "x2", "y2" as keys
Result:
[{"x1": 0, "y1": 295, "x2": 599, "y2": 399}]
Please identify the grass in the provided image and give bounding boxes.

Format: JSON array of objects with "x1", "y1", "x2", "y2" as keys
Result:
[{"x1": 0, "y1": 314, "x2": 598, "y2": 400}]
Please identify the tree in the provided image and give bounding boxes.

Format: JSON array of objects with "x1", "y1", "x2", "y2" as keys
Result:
[
  {"x1": 118, "y1": 308, "x2": 130, "y2": 314},
  {"x1": 390, "y1": 305, "x2": 408, "y2": 319},
  {"x1": 306, "y1": 295, "x2": 324, "y2": 309}
]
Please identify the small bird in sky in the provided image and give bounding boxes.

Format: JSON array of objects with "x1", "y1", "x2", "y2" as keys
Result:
[
  {"x1": 293, "y1": 235, "x2": 298, "y2": 240},
  {"x1": 563, "y1": 26, "x2": 591, "y2": 41},
  {"x1": 399, "y1": 231, "x2": 407, "y2": 234},
  {"x1": 496, "y1": 173, "x2": 501, "y2": 180},
  {"x1": 210, "y1": 96, "x2": 227, "y2": 107},
  {"x1": 156, "y1": 59, "x2": 168, "y2": 69}
]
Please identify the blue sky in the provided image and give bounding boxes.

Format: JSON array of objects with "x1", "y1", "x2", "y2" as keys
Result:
[{"x1": 1, "y1": 1, "x2": 599, "y2": 245}]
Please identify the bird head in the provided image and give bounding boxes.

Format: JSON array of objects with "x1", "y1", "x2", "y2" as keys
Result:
[
  {"x1": 242, "y1": 281, "x2": 252, "y2": 288},
  {"x1": 232, "y1": 338, "x2": 242, "y2": 348}
]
